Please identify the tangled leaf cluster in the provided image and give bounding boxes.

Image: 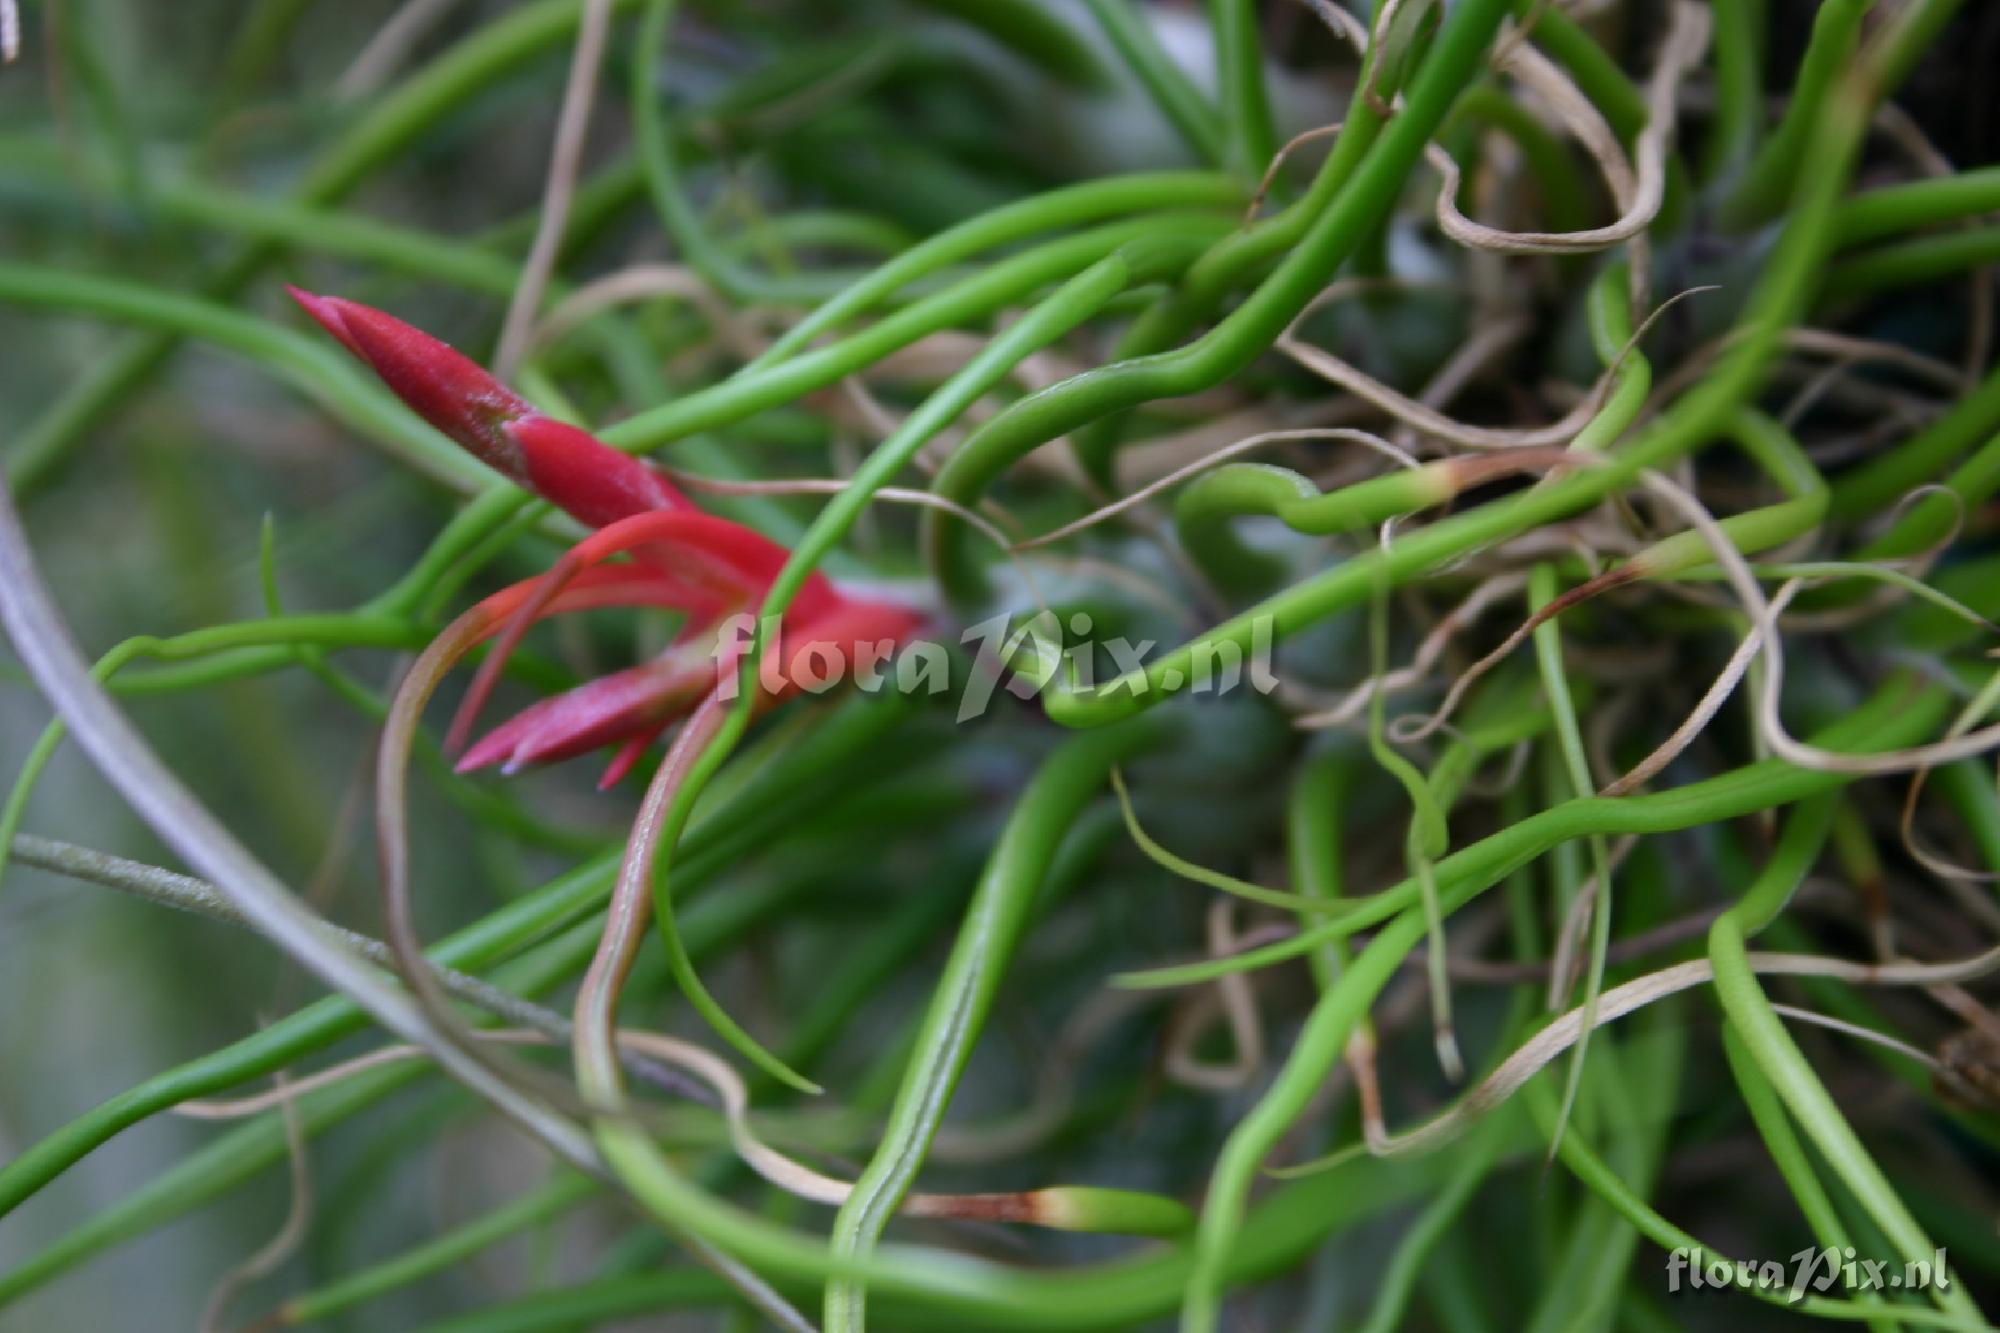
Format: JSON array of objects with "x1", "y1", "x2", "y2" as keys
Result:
[{"x1": 2, "y1": 0, "x2": 1999, "y2": 1329}]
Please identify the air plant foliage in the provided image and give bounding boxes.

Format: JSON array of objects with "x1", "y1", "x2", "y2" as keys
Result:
[{"x1": 0, "y1": 1, "x2": 1997, "y2": 1331}]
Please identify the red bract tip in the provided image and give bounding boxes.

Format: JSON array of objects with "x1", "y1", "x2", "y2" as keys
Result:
[
  {"x1": 289, "y1": 287, "x2": 532, "y2": 479},
  {"x1": 291, "y1": 288, "x2": 700, "y2": 533},
  {"x1": 286, "y1": 286, "x2": 367, "y2": 360},
  {"x1": 503, "y1": 416, "x2": 691, "y2": 529}
]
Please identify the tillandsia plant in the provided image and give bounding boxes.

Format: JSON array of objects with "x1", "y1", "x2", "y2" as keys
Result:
[{"x1": 7, "y1": 0, "x2": 2000, "y2": 1330}]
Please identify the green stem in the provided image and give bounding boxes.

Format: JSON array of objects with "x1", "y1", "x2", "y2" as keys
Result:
[
  {"x1": 1177, "y1": 676, "x2": 1947, "y2": 1328},
  {"x1": 931, "y1": 0, "x2": 1516, "y2": 598},
  {"x1": 0, "y1": 696, "x2": 905, "y2": 1231},
  {"x1": 823, "y1": 718, "x2": 1166, "y2": 1329},
  {"x1": 1208, "y1": 0, "x2": 1276, "y2": 177},
  {"x1": 1081, "y1": 0, "x2": 1227, "y2": 165},
  {"x1": 1721, "y1": 1028, "x2": 1896, "y2": 1333},
  {"x1": 1016, "y1": 16, "x2": 1875, "y2": 727},
  {"x1": 1835, "y1": 167, "x2": 2000, "y2": 247},
  {"x1": 1709, "y1": 913, "x2": 1979, "y2": 1320},
  {"x1": 1720, "y1": 0, "x2": 1869, "y2": 229},
  {"x1": 1702, "y1": 0, "x2": 1762, "y2": 182},
  {"x1": 1824, "y1": 224, "x2": 2000, "y2": 302}
]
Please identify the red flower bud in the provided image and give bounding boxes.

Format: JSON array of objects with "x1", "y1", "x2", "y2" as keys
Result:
[
  {"x1": 288, "y1": 287, "x2": 531, "y2": 476},
  {"x1": 289, "y1": 288, "x2": 691, "y2": 528}
]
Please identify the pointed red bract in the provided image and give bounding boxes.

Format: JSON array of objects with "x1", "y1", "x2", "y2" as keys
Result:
[
  {"x1": 446, "y1": 509, "x2": 920, "y2": 777},
  {"x1": 289, "y1": 286, "x2": 530, "y2": 476},
  {"x1": 456, "y1": 648, "x2": 718, "y2": 776},
  {"x1": 552, "y1": 508, "x2": 846, "y2": 629},
  {"x1": 503, "y1": 416, "x2": 690, "y2": 528},
  {"x1": 290, "y1": 288, "x2": 693, "y2": 529},
  {"x1": 452, "y1": 581, "x2": 924, "y2": 783},
  {"x1": 463, "y1": 562, "x2": 715, "y2": 628}
]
